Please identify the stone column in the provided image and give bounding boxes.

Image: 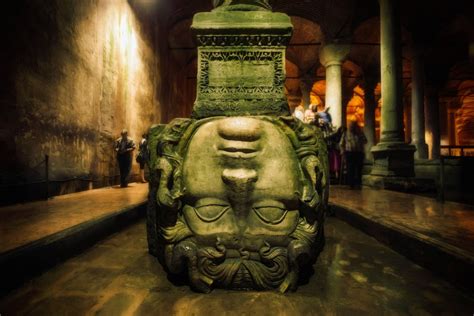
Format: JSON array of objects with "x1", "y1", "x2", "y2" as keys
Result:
[
  {"x1": 364, "y1": 75, "x2": 378, "y2": 161},
  {"x1": 410, "y1": 47, "x2": 429, "y2": 159},
  {"x1": 378, "y1": 0, "x2": 404, "y2": 143},
  {"x1": 365, "y1": 0, "x2": 416, "y2": 185},
  {"x1": 299, "y1": 79, "x2": 311, "y2": 108},
  {"x1": 320, "y1": 43, "x2": 350, "y2": 128},
  {"x1": 425, "y1": 86, "x2": 441, "y2": 159}
]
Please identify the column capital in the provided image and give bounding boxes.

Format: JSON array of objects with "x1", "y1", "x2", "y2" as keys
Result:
[{"x1": 319, "y1": 43, "x2": 350, "y2": 67}]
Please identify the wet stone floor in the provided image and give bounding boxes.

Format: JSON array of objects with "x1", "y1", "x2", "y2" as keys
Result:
[{"x1": 1, "y1": 218, "x2": 473, "y2": 316}]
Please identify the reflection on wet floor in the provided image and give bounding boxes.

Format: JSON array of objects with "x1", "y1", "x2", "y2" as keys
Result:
[
  {"x1": 330, "y1": 186, "x2": 474, "y2": 254},
  {"x1": 1, "y1": 217, "x2": 473, "y2": 315},
  {"x1": 0, "y1": 183, "x2": 148, "y2": 254}
]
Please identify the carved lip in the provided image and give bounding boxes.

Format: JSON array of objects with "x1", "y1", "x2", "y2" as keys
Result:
[
  {"x1": 217, "y1": 141, "x2": 260, "y2": 159},
  {"x1": 218, "y1": 147, "x2": 259, "y2": 159}
]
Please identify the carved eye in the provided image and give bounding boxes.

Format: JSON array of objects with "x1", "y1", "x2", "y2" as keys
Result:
[
  {"x1": 192, "y1": 198, "x2": 231, "y2": 223},
  {"x1": 252, "y1": 200, "x2": 288, "y2": 225}
]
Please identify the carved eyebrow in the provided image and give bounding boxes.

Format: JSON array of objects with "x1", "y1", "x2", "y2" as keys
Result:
[
  {"x1": 194, "y1": 198, "x2": 230, "y2": 208},
  {"x1": 192, "y1": 206, "x2": 231, "y2": 223},
  {"x1": 252, "y1": 207, "x2": 288, "y2": 225},
  {"x1": 195, "y1": 203, "x2": 229, "y2": 209}
]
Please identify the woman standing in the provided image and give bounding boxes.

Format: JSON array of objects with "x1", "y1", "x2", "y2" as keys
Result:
[{"x1": 136, "y1": 134, "x2": 148, "y2": 183}]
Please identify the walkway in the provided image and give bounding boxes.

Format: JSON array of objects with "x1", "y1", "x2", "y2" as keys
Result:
[
  {"x1": 0, "y1": 183, "x2": 148, "y2": 296},
  {"x1": 0, "y1": 183, "x2": 148, "y2": 254},
  {"x1": 1, "y1": 218, "x2": 472, "y2": 315},
  {"x1": 329, "y1": 186, "x2": 474, "y2": 290}
]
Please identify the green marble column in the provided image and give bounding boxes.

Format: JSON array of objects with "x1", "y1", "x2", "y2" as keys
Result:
[{"x1": 365, "y1": 0, "x2": 416, "y2": 182}]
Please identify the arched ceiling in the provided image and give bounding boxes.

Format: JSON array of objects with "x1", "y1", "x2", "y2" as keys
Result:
[
  {"x1": 160, "y1": 0, "x2": 474, "y2": 103},
  {"x1": 285, "y1": 59, "x2": 301, "y2": 96},
  {"x1": 287, "y1": 17, "x2": 323, "y2": 72},
  {"x1": 272, "y1": 0, "x2": 355, "y2": 40}
]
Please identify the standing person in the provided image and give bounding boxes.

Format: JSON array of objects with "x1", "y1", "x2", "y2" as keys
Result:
[
  {"x1": 304, "y1": 104, "x2": 317, "y2": 124},
  {"x1": 293, "y1": 103, "x2": 305, "y2": 122},
  {"x1": 136, "y1": 133, "x2": 148, "y2": 183},
  {"x1": 339, "y1": 121, "x2": 367, "y2": 189},
  {"x1": 115, "y1": 129, "x2": 136, "y2": 188}
]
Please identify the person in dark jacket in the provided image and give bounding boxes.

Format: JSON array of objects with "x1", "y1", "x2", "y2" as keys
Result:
[
  {"x1": 115, "y1": 129, "x2": 136, "y2": 188},
  {"x1": 339, "y1": 121, "x2": 367, "y2": 189},
  {"x1": 136, "y1": 133, "x2": 148, "y2": 183}
]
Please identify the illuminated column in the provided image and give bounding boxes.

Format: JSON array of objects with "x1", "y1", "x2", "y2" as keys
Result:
[
  {"x1": 378, "y1": 0, "x2": 404, "y2": 143},
  {"x1": 364, "y1": 75, "x2": 378, "y2": 161},
  {"x1": 320, "y1": 43, "x2": 350, "y2": 128},
  {"x1": 426, "y1": 86, "x2": 441, "y2": 159},
  {"x1": 410, "y1": 47, "x2": 429, "y2": 159},
  {"x1": 366, "y1": 0, "x2": 416, "y2": 181}
]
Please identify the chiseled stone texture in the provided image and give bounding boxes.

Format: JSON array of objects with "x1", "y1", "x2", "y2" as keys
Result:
[
  {"x1": 0, "y1": 0, "x2": 159, "y2": 190},
  {"x1": 1, "y1": 218, "x2": 473, "y2": 315}
]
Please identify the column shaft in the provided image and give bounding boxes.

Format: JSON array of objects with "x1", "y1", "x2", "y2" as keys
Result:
[
  {"x1": 325, "y1": 63, "x2": 343, "y2": 127},
  {"x1": 366, "y1": 0, "x2": 416, "y2": 181},
  {"x1": 379, "y1": 0, "x2": 404, "y2": 142},
  {"x1": 426, "y1": 88, "x2": 441, "y2": 159},
  {"x1": 410, "y1": 49, "x2": 428, "y2": 159},
  {"x1": 320, "y1": 43, "x2": 350, "y2": 128},
  {"x1": 364, "y1": 83, "x2": 377, "y2": 160}
]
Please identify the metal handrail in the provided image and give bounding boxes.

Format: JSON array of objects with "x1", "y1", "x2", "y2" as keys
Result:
[
  {"x1": 1, "y1": 154, "x2": 138, "y2": 200},
  {"x1": 440, "y1": 145, "x2": 474, "y2": 157}
]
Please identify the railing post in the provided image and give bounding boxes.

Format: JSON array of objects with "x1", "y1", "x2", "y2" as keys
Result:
[
  {"x1": 45, "y1": 154, "x2": 49, "y2": 200},
  {"x1": 438, "y1": 156, "x2": 445, "y2": 202}
]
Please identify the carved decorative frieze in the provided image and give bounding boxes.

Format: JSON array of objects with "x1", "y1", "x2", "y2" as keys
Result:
[{"x1": 196, "y1": 35, "x2": 291, "y2": 47}]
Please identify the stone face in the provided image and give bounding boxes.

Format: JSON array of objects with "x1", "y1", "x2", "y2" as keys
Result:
[
  {"x1": 146, "y1": 5, "x2": 328, "y2": 292},
  {"x1": 147, "y1": 116, "x2": 328, "y2": 292}
]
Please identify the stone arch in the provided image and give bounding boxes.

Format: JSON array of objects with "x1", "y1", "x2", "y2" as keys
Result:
[
  {"x1": 441, "y1": 62, "x2": 474, "y2": 150},
  {"x1": 310, "y1": 80, "x2": 326, "y2": 111},
  {"x1": 346, "y1": 85, "x2": 365, "y2": 127},
  {"x1": 455, "y1": 80, "x2": 474, "y2": 146},
  {"x1": 287, "y1": 17, "x2": 324, "y2": 72},
  {"x1": 285, "y1": 59, "x2": 303, "y2": 111}
]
